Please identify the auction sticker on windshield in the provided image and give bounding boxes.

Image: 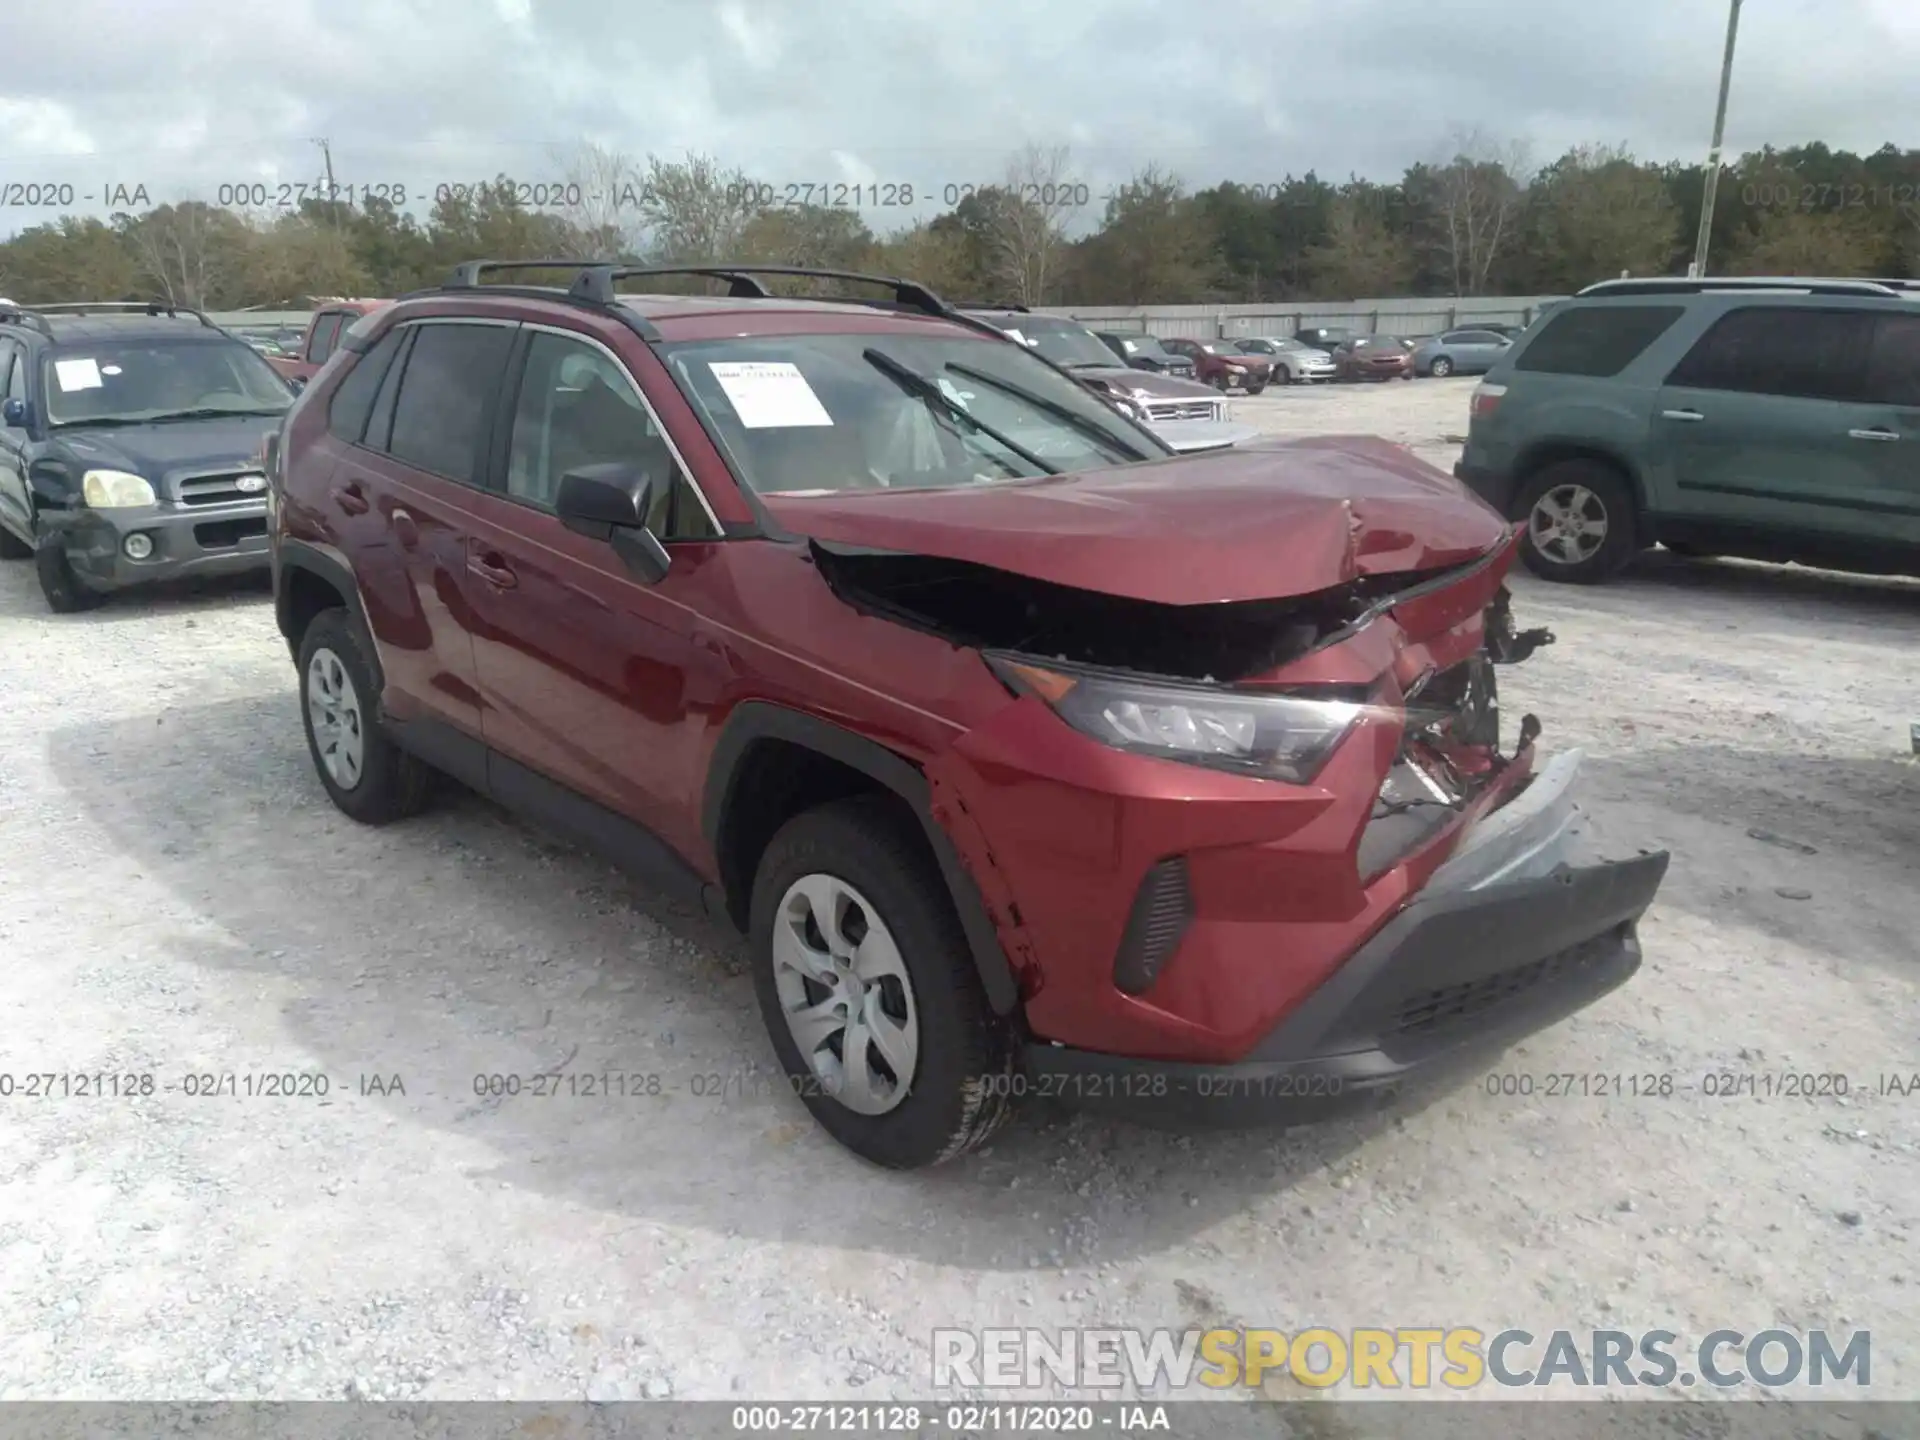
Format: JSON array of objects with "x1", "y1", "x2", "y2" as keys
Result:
[
  {"x1": 54, "y1": 358, "x2": 103, "y2": 390},
  {"x1": 708, "y1": 361, "x2": 834, "y2": 428}
]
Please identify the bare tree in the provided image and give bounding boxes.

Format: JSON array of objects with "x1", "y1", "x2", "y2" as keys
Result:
[
  {"x1": 1415, "y1": 128, "x2": 1532, "y2": 295},
  {"x1": 124, "y1": 202, "x2": 244, "y2": 308},
  {"x1": 632, "y1": 151, "x2": 770, "y2": 264},
  {"x1": 551, "y1": 141, "x2": 649, "y2": 258},
  {"x1": 981, "y1": 144, "x2": 1084, "y2": 305}
]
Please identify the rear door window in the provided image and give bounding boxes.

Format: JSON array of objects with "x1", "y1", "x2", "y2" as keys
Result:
[
  {"x1": 1516, "y1": 305, "x2": 1686, "y2": 377},
  {"x1": 1860, "y1": 311, "x2": 1920, "y2": 407},
  {"x1": 328, "y1": 326, "x2": 406, "y2": 444},
  {"x1": 383, "y1": 321, "x2": 517, "y2": 483},
  {"x1": 1664, "y1": 306, "x2": 1874, "y2": 400}
]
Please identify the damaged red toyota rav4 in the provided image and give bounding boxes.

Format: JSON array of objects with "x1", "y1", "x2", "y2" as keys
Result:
[{"x1": 266, "y1": 262, "x2": 1669, "y2": 1169}]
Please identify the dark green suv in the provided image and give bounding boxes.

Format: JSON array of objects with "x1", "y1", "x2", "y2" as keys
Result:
[{"x1": 1454, "y1": 276, "x2": 1920, "y2": 584}]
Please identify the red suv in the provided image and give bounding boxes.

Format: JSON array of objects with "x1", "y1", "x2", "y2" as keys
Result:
[
  {"x1": 267, "y1": 261, "x2": 1668, "y2": 1169},
  {"x1": 1159, "y1": 338, "x2": 1272, "y2": 393}
]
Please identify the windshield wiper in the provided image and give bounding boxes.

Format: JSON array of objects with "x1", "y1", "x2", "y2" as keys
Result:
[
  {"x1": 944, "y1": 362, "x2": 1153, "y2": 462},
  {"x1": 861, "y1": 349, "x2": 1059, "y2": 476},
  {"x1": 48, "y1": 416, "x2": 152, "y2": 430},
  {"x1": 143, "y1": 407, "x2": 287, "y2": 422}
]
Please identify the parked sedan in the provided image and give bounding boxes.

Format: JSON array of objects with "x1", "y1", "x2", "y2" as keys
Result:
[
  {"x1": 1333, "y1": 335, "x2": 1415, "y2": 381},
  {"x1": 1234, "y1": 336, "x2": 1339, "y2": 384},
  {"x1": 1413, "y1": 329, "x2": 1516, "y2": 377},
  {"x1": 1160, "y1": 338, "x2": 1273, "y2": 394},
  {"x1": 1295, "y1": 326, "x2": 1360, "y2": 354},
  {"x1": 1093, "y1": 330, "x2": 1198, "y2": 379}
]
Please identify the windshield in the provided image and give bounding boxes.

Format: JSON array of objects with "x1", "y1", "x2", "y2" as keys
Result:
[
  {"x1": 659, "y1": 331, "x2": 1166, "y2": 495},
  {"x1": 1199, "y1": 342, "x2": 1244, "y2": 355},
  {"x1": 996, "y1": 319, "x2": 1120, "y2": 370},
  {"x1": 1235, "y1": 339, "x2": 1277, "y2": 354},
  {"x1": 42, "y1": 337, "x2": 293, "y2": 427},
  {"x1": 1111, "y1": 333, "x2": 1170, "y2": 357},
  {"x1": 1354, "y1": 336, "x2": 1403, "y2": 349}
]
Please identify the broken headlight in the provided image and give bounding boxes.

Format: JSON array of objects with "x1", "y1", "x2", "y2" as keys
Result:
[{"x1": 986, "y1": 653, "x2": 1367, "y2": 784}]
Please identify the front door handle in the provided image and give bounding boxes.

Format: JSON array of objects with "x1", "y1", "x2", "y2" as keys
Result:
[
  {"x1": 1660, "y1": 409, "x2": 1705, "y2": 422},
  {"x1": 331, "y1": 481, "x2": 370, "y2": 514},
  {"x1": 467, "y1": 552, "x2": 517, "y2": 588},
  {"x1": 1848, "y1": 428, "x2": 1899, "y2": 441},
  {"x1": 391, "y1": 507, "x2": 419, "y2": 546}
]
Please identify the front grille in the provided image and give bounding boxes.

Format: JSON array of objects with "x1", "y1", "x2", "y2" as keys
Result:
[
  {"x1": 177, "y1": 473, "x2": 265, "y2": 507},
  {"x1": 1146, "y1": 400, "x2": 1221, "y2": 422},
  {"x1": 194, "y1": 517, "x2": 268, "y2": 549},
  {"x1": 1390, "y1": 928, "x2": 1622, "y2": 1039}
]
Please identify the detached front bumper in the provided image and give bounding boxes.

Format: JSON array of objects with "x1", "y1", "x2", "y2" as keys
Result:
[
  {"x1": 1020, "y1": 751, "x2": 1670, "y2": 1128},
  {"x1": 45, "y1": 499, "x2": 270, "y2": 591}
]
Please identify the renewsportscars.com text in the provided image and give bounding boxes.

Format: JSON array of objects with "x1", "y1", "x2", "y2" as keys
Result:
[{"x1": 932, "y1": 1326, "x2": 1871, "y2": 1391}]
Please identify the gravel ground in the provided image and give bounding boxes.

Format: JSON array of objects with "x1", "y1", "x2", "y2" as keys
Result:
[{"x1": 2, "y1": 375, "x2": 1917, "y2": 1404}]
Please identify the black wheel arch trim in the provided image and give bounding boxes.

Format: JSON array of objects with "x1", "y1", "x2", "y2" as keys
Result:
[
  {"x1": 703, "y1": 701, "x2": 1022, "y2": 1016},
  {"x1": 275, "y1": 538, "x2": 385, "y2": 694}
]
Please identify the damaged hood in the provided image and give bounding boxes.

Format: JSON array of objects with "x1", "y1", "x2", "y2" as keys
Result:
[{"x1": 766, "y1": 434, "x2": 1509, "y2": 605}]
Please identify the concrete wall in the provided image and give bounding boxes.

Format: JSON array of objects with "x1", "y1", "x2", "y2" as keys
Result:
[
  {"x1": 1031, "y1": 297, "x2": 1571, "y2": 340},
  {"x1": 213, "y1": 295, "x2": 1572, "y2": 340}
]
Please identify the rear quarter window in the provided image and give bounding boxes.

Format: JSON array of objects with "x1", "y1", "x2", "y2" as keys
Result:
[{"x1": 1513, "y1": 305, "x2": 1686, "y2": 377}]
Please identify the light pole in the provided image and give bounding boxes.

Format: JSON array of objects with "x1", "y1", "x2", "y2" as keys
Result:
[{"x1": 1688, "y1": 0, "x2": 1744, "y2": 278}]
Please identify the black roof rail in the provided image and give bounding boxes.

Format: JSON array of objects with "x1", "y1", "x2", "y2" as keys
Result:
[
  {"x1": 432, "y1": 258, "x2": 1037, "y2": 350},
  {"x1": 0, "y1": 305, "x2": 53, "y2": 336},
  {"x1": 1576, "y1": 276, "x2": 1901, "y2": 298},
  {"x1": 955, "y1": 301, "x2": 1031, "y2": 313},
  {"x1": 29, "y1": 299, "x2": 223, "y2": 327}
]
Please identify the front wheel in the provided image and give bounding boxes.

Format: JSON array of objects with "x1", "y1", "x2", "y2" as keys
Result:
[
  {"x1": 1516, "y1": 461, "x2": 1638, "y2": 584},
  {"x1": 36, "y1": 538, "x2": 104, "y2": 613},
  {"x1": 1244, "y1": 380, "x2": 1267, "y2": 396},
  {"x1": 749, "y1": 797, "x2": 1015, "y2": 1169}
]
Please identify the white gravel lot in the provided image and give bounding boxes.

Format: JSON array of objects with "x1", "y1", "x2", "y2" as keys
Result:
[{"x1": 1, "y1": 374, "x2": 1917, "y2": 1405}]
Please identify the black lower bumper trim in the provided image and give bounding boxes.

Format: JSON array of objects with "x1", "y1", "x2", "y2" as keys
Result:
[{"x1": 1021, "y1": 850, "x2": 1669, "y2": 1129}]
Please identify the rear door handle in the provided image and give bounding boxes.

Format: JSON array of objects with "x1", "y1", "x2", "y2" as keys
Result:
[
  {"x1": 1848, "y1": 428, "x2": 1899, "y2": 441},
  {"x1": 467, "y1": 552, "x2": 517, "y2": 588},
  {"x1": 1660, "y1": 409, "x2": 1705, "y2": 422},
  {"x1": 330, "y1": 481, "x2": 370, "y2": 514}
]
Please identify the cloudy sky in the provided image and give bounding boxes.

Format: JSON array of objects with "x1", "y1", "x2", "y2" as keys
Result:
[{"x1": 3, "y1": 0, "x2": 1918, "y2": 237}]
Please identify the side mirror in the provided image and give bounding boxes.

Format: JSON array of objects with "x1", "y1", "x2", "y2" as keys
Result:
[
  {"x1": 288, "y1": 376, "x2": 308, "y2": 394},
  {"x1": 554, "y1": 462, "x2": 671, "y2": 584},
  {"x1": 2, "y1": 398, "x2": 29, "y2": 429}
]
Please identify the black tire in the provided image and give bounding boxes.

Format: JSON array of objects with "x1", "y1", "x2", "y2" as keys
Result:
[
  {"x1": 1430, "y1": 356, "x2": 1454, "y2": 377},
  {"x1": 0, "y1": 524, "x2": 31, "y2": 560},
  {"x1": 36, "y1": 537, "x2": 105, "y2": 613},
  {"x1": 296, "y1": 607, "x2": 434, "y2": 824},
  {"x1": 748, "y1": 796, "x2": 1015, "y2": 1170},
  {"x1": 1515, "y1": 460, "x2": 1639, "y2": 585},
  {"x1": 1245, "y1": 380, "x2": 1267, "y2": 396}
]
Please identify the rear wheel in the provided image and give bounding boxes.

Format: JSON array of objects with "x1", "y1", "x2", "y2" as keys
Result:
[
  {"x1": 749, "y1": 796, "x2": 1015, "y2": 1170},
  {"x1": 1516, "y1": 461, "x2": 1638, "y2": 584},
  {"x1": 1245, "y1": 379, "x2": 1267, "y2": 396},
  {"x1": 297, "y1": 608, "x2": 434, "y2": 823},
  {"x1": 1430, "y1": 355, "x2": 1454, "y2": 377}
]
